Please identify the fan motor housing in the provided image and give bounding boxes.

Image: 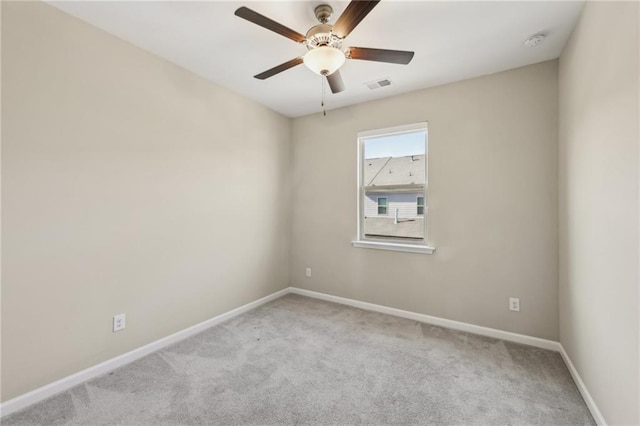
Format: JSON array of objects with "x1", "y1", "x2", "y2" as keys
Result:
[{"x1": 306, "y1": 24, "x2": 342, "y2": 49}]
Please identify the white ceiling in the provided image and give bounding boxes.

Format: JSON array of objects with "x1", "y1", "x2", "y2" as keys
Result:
[{"x1": 49, "y1": 1, "x2": 584, "y2": 118}]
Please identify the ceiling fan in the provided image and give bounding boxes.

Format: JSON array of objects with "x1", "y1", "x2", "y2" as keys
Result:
[{"x1": 234, "y1": 1, "x2": 415, "y2": 94}]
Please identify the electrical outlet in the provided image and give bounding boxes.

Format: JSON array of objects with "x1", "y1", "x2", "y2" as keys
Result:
[
  {"x1": 305, "y1": 267, "x2": 311, "y2": 278},
  {"x1": 509, "y1": 298, "x2": 520, "y2": 312},
  {"x1": 113, "y1": 313, "x2": 126, "y2": 332}
]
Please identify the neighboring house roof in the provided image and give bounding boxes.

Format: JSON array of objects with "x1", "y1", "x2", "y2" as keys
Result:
[{"x1": 363, "y1": 155, "x2": 425, "y2": 187}]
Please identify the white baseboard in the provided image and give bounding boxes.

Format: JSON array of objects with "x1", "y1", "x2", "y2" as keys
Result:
[
  {"x1": 0, "y1": 287, "x2": 289, "y2": 418},
  {"x1": 289, "y1": 287, "x2": 607, "y2": 424},
  {"x1": 1, "y1": 285, "x2": 606, "y2": 426},
  {"x1": 289, "y1": 287, "x2": 561, "y2": 351},
  {"x1": 558, "y1": 345, "x2": 607, "y2": 425}
]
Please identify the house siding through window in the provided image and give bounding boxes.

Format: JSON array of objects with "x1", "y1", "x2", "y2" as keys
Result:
[{"x1": 365, "y1": 192, "x2": 426, "y2": 219}]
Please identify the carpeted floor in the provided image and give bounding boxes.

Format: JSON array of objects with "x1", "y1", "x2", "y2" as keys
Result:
[{"x1": 3, "y1": 294, "x2": 594, "y2": 425}]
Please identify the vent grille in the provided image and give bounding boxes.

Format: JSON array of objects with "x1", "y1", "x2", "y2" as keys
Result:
[{"x1": 365, "y1": 78, "x2": 392, "y2": 90}]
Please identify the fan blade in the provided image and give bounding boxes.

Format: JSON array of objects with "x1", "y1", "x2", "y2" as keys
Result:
[
  {"x1": 332, "y1": 1, "x2": 380, "y2": 39},
  {"x1": 235, "y1": 7, "x2": 306, "y2": 43},
  {"x1": 326, "y1": 70, "x2": 346, "y2": 93},
  {"x1": 347, "y1": 47, "x2": 414, "y2": 64},
  {"x1": 254, "y1": 57, "x2": 304, "y2": 80}
]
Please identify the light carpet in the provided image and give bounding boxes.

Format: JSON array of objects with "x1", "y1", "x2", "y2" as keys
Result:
[{"x1": 3, "y1": 294, "x2": 594, "y2": 425}]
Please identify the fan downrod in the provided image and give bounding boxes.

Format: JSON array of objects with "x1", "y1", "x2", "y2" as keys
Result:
[{"x1": 314, "y1": 4, "x2": 333, "y2": 24}]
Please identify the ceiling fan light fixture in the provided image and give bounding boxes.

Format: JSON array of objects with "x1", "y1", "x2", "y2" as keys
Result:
[{"x1": 303, "y1": 46, "x2": 345, "y2": 76}]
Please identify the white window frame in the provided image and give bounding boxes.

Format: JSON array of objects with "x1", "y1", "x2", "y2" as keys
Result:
[
  {"x1": 352, "y1": 122, "x2": 435, "y2": 254},
  {"x1": 377, "y1": 196, "x2": 388, "y2": 216}
]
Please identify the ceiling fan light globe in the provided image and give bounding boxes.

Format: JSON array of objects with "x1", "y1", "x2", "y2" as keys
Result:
[{"x1": 303, "y1": 46, "x2": 345, "y2": 76}]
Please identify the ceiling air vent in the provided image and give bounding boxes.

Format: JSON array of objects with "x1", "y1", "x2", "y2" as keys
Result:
[{"x1": 365, "y1": 78, "x2": 392, "y2": 90}]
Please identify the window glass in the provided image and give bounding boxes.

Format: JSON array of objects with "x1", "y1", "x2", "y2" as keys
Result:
[
  {"x1": 377, "y1": 197, "x2": 388, "y2": 215},
  {"x1": 359, "y1": 123, "x2": 427, "y2": 243}
]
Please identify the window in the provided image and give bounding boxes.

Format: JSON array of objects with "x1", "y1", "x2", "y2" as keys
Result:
[
  {"x1": 352, "y1": 122, "x2": 434, "y2": 254},
  {"x1": 377, "y1": 197, "x2": 388, "y2": 215}
]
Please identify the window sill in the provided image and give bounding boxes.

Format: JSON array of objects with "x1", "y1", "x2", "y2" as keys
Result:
[{"x1": 351, "y1": 240, "x2": 436, "y2": 254}]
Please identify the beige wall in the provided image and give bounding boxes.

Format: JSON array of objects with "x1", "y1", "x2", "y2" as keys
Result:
[
  {"x1": 559, "y1": 2, "x2": 640, "y2": 425},
  {"x1": 1, "y1": 1, "x2": 290, "y2": 402},
  {"x1": 4, "y1": 1, "x2": 637, "y2": 420},
  {"x1": 291, "y1": 61, "x2": 560, "y2": 340}
]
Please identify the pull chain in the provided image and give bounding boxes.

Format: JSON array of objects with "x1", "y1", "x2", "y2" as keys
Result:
[{"x1": 321, "y1": 76, "x2": 327, "y2": 116}]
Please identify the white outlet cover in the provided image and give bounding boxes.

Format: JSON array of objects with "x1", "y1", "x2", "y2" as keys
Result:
[
  {"x1": 509, "y1": 298, "x2": 520, "y2": 312},
  {"x1": 305, "y1": 268, "x2": 311, "y2": 278},
  {"x1": 113, "y1": 313, "x2": 126, "y2": 332}
]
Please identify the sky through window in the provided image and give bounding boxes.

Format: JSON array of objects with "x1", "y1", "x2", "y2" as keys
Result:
[{"x1": 364, "y1": 131, "x2": 426, "y2": 159}]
